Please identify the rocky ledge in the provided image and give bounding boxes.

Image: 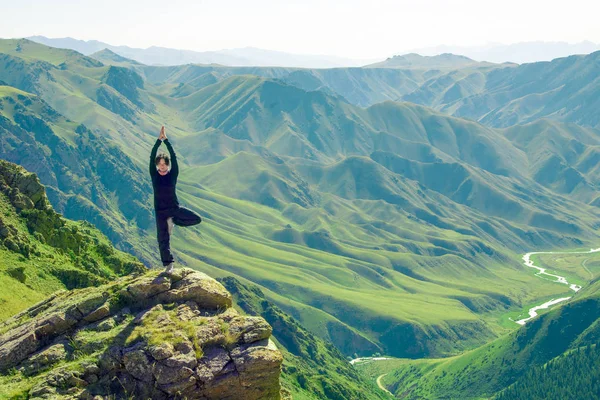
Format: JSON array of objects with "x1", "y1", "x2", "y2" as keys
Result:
[{"x1": 0, "y1": 268, "x2": 283, "y2": 399}]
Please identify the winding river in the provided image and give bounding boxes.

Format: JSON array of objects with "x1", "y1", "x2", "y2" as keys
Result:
[{"x1": 513, "y1": 248, "x2": 600, "y2": 325}]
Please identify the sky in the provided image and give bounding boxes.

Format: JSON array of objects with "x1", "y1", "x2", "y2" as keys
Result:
[{"x1": 0, "y1": 0, "x2": 598, "y2": 59}]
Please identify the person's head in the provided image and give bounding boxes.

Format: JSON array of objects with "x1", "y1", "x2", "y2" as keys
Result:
[{"x1": 155, "y1": 154, "x2": 170, "y2": 175}]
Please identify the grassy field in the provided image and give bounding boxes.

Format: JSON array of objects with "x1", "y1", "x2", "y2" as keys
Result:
[{"x1": 530, "y1": 251, "x2": 600, "y2": 285}]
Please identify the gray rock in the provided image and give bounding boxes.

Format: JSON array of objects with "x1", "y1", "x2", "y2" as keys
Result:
[
  {"x1": 20, "y1": 342, "x2": 67, "y2": 376},
  {"x1": 201, "y1": 347, "x2": 231, "y2": 375},
  {"x1": 0, "y1": 266, "x2": 283, "y2": 399},
  {"x1": 85, "y1": 374, "x2": 98, "y2": 384},
  {"x1": 127, "y1": 275, "x2": 171, "y2": 300},
  {"x1": 34, "y1": 311, "x2": 78, "y2": 337},
  {"x1": 81, "y1": 361, "x2": 100, "y2": 376},
  {"x1": 228, "y1": 316, "x2": 272, "y2": 344},
  {"x1": 123, "y1": 348, "x2": 153, "y2": 382},
  {"x1": 194, "y1": 318, "x2": 226, "y2": 347},
  {"x1": 83, "y1": 303, "x2": 110, "y2": 323},
  {"x1": 148, "y1": 342, "x2": 174, "y2": 360},
  {"x1": 97, "y1": 346, "x2": 122, "y2": 373},
  {"x1": 159, "y1": 375, "x2": 197, "y2": 396},
  {"x1": 153, "y1": 364, "x2": 194, "y2": 385},
  {"x1": 162, "y1": 351, "x2": 198, "y2": 369},
  {"x1": 157, "y1": 270, "x2": 232, "y2": 309},
  {"x1": 173, "y1": 335, "x2": 194, "y2": 354},
  {"x1": 75, "y1": 293, "x2": 108, "y2": 316},
  {"x1": 176, "y1": 302, "x2": 199, "y2": 321},
  {"x1": 92, "y1": 317, "x2": 116, "y2": 332},
  {"x1": 231, "y1": 339, "x2": 283, "y2": 395},
  {"x1": 195, "y1": 363, "x2": 215, "y2": 384},
  {"x1": 0, "y1": 331, "x2": 38, "y2": 371},
  {"x1": 134, "y1": 304, "x2": 164, "y2": 325},
  {"x1": 29, "y1": 382, "x2": 56, "y2": 398}
]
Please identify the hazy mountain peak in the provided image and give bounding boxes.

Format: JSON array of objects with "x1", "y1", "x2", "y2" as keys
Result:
[
  {"x1": 26, "y1": 36, "x2": 375, "y2": 68},
  {"x1": 90, "y1": 48, "x2": 142, "y2": 66},
  {"x1": 406, "y1": 40, "x2": 600, "y2": 63},
  {"x1": 366, "y1": 52, "x2": 488, "y2": 69}
]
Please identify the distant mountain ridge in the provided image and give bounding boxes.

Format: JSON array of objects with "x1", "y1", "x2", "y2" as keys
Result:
[
  {"x1": 406, "y1": 40, "x2": 600, "y2": 63},
  {"x1": 402, "y1": 50, "x2": 600, "y2": 130},
  {"x1": 365, "y1": 53, "x2": 501, "y2": 69},
  {"x1": 26, "y1": 35, "x2": 377, "y2": 67}
]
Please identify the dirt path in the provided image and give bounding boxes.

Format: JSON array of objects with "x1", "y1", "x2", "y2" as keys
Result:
[
  {"x1": 582, "y1": 258, "x2": 594, "y2": 279},
  {"x1": 377, "y1": 373, "x2": 393, "y2": 396}
]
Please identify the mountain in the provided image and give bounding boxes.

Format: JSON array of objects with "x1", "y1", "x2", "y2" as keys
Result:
[
  {"x1": 0, "y1": 83, "x2": 155, "y2": 263},
  {"x1": 2, "y1": 38, "x2": 600, "y2": 364},
  {"x1": 28, "y1": 37, "x2": 511, "y2": 108},
  {"x1": 27, "y1": 36, "x2": 376, "y2": 68},
  {"x1": 406, "y1": 41, "x2": 600, "y2": 63},
  {"x1": 495, "y1": 342, "x2": 600, "y2": 399},
  {"x1": 90, "y1": 48, "x2": 143, "y2": 68},
  {"x1": 503, "y1": 120, "x2": 600, "y2": 205},
  {"x1": 365, "y1": 53, "x2": 499, "y2": 69},
  {"x1": 402, "y1": 50, "x2": 600, "y2": 129},
  {"x1": 368, "y1": 272, "x2": 600, "y2": 399},
  {"x1": 141, "y1": 62, "x2": 438, "y2": 107},
  {"x1": 0, "y1": 159, "x2": 144, "y2": 320}
]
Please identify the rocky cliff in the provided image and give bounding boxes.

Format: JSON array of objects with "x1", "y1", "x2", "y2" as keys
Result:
[
  {"x1": 0, "y1": 268, "x2": 283, "y2": 399},
  {"x1": 0, "y1": 159, "x2": 147, "y2": 322}
]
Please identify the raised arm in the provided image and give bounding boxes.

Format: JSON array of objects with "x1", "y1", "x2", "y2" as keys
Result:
[
  {"x1": 149, "y1": 138, "x2": 161, "y2": 178},
  {"x1": 163, "y1": 139, "x2": 178, "y2": 179}
]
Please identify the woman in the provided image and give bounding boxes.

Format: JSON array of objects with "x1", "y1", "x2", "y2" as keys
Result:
[{"x1": 149, "y1": 126, "x2": 201, "y2": 273}]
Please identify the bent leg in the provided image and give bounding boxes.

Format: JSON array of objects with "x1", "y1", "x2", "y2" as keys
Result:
[
  {"x1": 172, "y1": 207, "x2": 202, "y2": 227},
  {"x1": 156, "y1": 212, "x2": 174, "y2": 266}
]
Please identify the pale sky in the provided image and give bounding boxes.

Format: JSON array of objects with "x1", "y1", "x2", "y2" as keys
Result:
[{"x1": 1, "y1": 0, "x2": 598, "y2": 59}]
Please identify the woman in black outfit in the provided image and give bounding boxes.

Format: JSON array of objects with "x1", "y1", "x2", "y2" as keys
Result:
[{"x1": 149, "y1": 126, "x2": 201, "y2": 273}]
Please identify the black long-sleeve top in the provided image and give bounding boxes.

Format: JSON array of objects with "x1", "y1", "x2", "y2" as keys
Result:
[{"x1": 150, "y1": 139, "x2": 179, "y2": 211}]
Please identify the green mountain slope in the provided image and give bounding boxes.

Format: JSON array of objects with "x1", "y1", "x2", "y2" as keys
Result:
[
  {"x1": 403, "y1": 51, "x2": 600, "y2": 129},
  {"x1": 0, "y1": 86, "x2": 155, "y2": 263},
  {"x1": 0, "y1": 159, "x2": 144, "y2": 321},
  {"x1": 90, "y1": 48, "x2": 143, "y2": 68},
  {"x1": 503, "y1": 120, "x2": 600, "y2": 205},
  {"x1": 373, "y1": 271, "x2": 600, "y2": 399},
  {"x1": 219, "y1": 276, "x2": 389, "y2": 400},
  {"x1": 1, "y1": 38, "x2": 600, "y2": 362},
  {"x1": 495, "y1": 343, "x2": 600, "y2": 400},
  {"x1": 141, "y1": 61, "x2": 435, "y2": 107}
]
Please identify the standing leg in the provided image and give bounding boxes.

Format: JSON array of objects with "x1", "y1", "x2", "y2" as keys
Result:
[
  {"x1": 156, "y1": 211, "x2": 174, "y2": 266},
  {"x1": 172, "y1": 207, "x2": 202, "y2": 227}
]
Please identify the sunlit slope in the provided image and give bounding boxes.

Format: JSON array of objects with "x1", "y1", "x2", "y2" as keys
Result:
[
  {"x1": 403, "y1": 51, "x2": 600, "y2": 130},
  {"x1": 374, "y1": 274, "x2": 600, "y2": 399},
  {"x1": 2, "y1": 39, "x2": 600, "y2": 358},
  {"x1": 0, "y1": 86, "x2": 156, "y2": 263},
  {"x1": 0, "y1": 159, "x2": 144, "y2": 321}
]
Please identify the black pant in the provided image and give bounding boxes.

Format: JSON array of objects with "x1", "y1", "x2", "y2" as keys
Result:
[{"x1": 155, "y1": 207, "x2": 201, "y2": 266}]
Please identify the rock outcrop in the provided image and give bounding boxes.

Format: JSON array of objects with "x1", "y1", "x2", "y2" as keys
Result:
[
  {"x1": 0, "y1": 158, "x2": 50, "y2": 212},
  {"x1": 0, "y1": 268, "x2": 283, "y2": 399},
  {"x1": 0, "y1": 159, "x2": 145, "y2": 291}
]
